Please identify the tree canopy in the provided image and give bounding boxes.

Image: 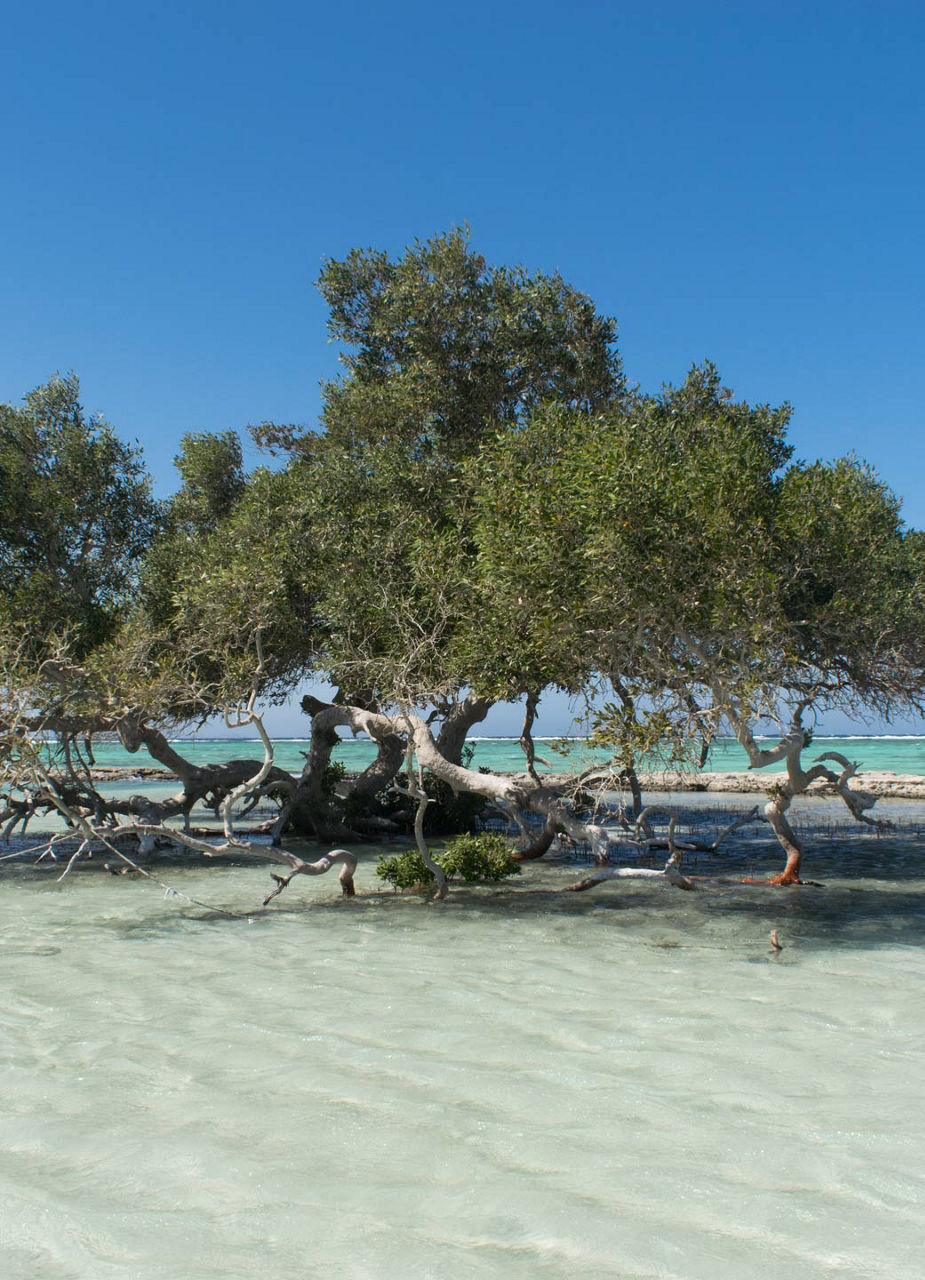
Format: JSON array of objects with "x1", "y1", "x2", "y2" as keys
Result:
[
  {"x1": 258, "y1": 226, "x2": 623, "y2": 460},
  {"x1": 0, "y1": 373, "x2": 156, "y2": 659},
  {"x1": 2, "y1": 233, "x2": 924, "y2": 897}
]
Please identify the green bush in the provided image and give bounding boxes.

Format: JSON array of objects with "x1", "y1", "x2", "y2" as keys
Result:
[
  {"x1": 373, "y1": 848, "x2": 434, "y2": 891},
  {"x1": 375, "y1": 832, "x2": 522, "y2": 892},
  {"x1": 441, "y1": 832, "x2": 522, "y2": 882}
]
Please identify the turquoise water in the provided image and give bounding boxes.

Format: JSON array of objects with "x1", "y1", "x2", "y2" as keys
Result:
[{"x1": 83, "y1": 735, "x2": 925, "y2": 777}]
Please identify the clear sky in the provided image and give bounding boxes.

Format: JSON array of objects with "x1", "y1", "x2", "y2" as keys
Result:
[{"x1": 2, "y1": 0, "x2": 923, "y2": 736}]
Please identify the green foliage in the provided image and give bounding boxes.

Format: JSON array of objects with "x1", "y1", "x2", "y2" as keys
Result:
[
  {"x1": 6, "y1": 235, "x2": 920, "y2": 825},
  {"x1": 775, "y1": 458, "x2": 919, "y2": 679},
  {"x1": 170, "y1": 431, "x2": 245, "y2": 535},
  {"x1": 467, "y1": 357, "x2": 925, "y2": 742},
  {"x1": 315, "y1": 226, "x2": 623, "y2": 455},
  {"x1": 243, "y1": 228, "x2": 625, "y2": 706},
  {"x1": 441, "y1": 832, "x2": 522, "y2": 880},
  {"x1": 375, "y1": 832, "x2": 522, "y2": 891},
  {"x1": 589, "y1": 702, "x2": 702, "y2": 772},
  {"x1": 0, "y1": 373, "x2": 156, "y2": 658},
  {"x1": 137, "y1": 463, "x2": 320, "y2": 709},
  {"x1": 373, "y1": 848, "x2": 435, "y2": 891},
  {"x1": 141, "y1": 430, "x2": 248, "y2": 626},
  {"x1": 464, "y1": 364, "x2": 793, "y2": 702}
]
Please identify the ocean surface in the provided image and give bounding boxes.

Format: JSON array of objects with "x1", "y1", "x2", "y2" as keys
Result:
[
  {"x1": 84, "y1": 734, "x2": 925, "y2": 778},
  {"x1": 2, "y1": 829, "x2": 924, "y2": 1279}
]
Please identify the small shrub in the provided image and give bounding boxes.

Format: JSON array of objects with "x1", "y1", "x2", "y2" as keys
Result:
[
  {"x1": 374, "y1": 848, "x2": 434, "y2": 891},
  {"x1": 375, "y1": 833, "x2": 521, "y2": 892},
  {"x1": 441, "y1": 832, "x2": 522, "y2": 882}
]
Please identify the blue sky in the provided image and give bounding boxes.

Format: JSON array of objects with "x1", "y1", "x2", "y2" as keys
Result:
[{"x1": 2, "y1": 1, "x2": 923, "y2": 735}]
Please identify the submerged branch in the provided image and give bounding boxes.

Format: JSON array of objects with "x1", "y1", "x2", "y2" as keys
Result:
[{"x1": 263, "y1": 848, "x2": 358, "y2": 905}]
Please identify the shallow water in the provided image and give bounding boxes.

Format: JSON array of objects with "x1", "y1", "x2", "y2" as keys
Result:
[{"x1": 2, "y1": 835, "x2": 924, "y2": 1279}]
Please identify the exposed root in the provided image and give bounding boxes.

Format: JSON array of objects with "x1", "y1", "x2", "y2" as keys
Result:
[
  {"x1": 740, "y1": 873, "x2": 824, "y2": 887},
  {"x1": 562, "y1": 866, "x2": 673, "y2": 892}
]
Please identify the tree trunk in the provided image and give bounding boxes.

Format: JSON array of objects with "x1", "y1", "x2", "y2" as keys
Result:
[
  {"x1": 435, "y1": 694, "x2": 494, "y2": 765},
  {"x1": 761, "y1": 799, "x2": 804, "y2": 884},
  {"x1": 344, "y1": 731, "x2": 407, "y2": 801},
  {"x1": 285, "y1": 696, "x2": 367, "y2": 839}
]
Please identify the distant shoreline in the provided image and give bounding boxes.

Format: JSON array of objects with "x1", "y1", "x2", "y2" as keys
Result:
[{"x1": 633, "y1": 770, "x2": 925, "y2": 800}]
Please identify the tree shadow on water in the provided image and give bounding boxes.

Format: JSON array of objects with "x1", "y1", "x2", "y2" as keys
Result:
[{"x1": 5, "y1": 830, "x2": 922, "y2": 954}]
